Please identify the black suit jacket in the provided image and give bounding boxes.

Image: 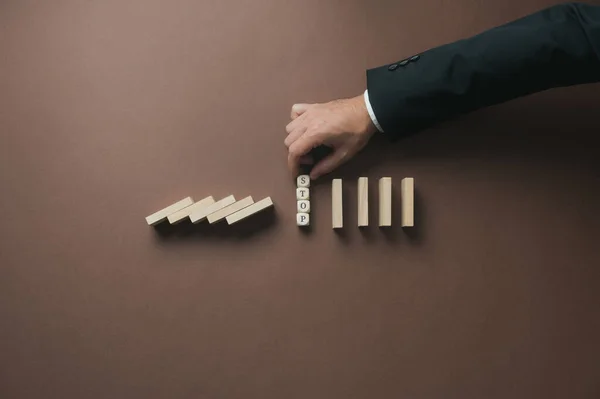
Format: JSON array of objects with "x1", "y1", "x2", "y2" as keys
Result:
[{"x1": 366, "y1": 2, "x2": 600, "y2": 141}]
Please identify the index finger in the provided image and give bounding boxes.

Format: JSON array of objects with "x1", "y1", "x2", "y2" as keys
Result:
[{"x1": 287, "y1": 133, "x2": 321, "y2": 176}]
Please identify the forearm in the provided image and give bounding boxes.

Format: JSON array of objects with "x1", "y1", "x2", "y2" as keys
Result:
[{"x1": 366, "y1": 2, "x2": 600, "y2": 140}]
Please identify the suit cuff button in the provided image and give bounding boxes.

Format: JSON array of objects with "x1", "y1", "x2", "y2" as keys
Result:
[{"x1": 388, "y1": 64, "x2": 399, "y2": 71}]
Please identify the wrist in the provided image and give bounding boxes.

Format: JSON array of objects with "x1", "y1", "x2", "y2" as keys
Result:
[{"x1": 352, "y1": 94, "x2": 377, "y2": 137}]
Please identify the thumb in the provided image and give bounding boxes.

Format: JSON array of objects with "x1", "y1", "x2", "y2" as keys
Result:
[
  {"x1": 291, "y1": 103, "x2": 311, "y2": 120},
  {"x1": 309, "y1": 145, "x2": 352, "y2": 180}
]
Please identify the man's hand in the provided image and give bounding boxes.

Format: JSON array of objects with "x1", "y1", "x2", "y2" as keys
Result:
[{"x1": 285, "y1": 94, "x2": 378, "y2": 180}]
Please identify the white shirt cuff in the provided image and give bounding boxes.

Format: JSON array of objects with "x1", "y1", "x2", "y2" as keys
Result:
[{"x1": 364, "y1": 89, "x2": 384, "y2": 133}]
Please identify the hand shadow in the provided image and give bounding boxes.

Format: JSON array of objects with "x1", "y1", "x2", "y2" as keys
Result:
[{"x1": 300, "y1": 142, "x2": 392, "y2": 186}]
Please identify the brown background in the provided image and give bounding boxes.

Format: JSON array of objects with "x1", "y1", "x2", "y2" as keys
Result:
[{"x1": 1, "y1": 0, "x2": 600, "y2": 398}]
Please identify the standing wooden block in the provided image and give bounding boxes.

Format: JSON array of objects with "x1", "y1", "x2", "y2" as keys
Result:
[
  {"x1": 207, "y1": 196, "x2": 254, "y2": 224},
  {"x1": 145, "y1": 197, "x2": 194, "y2": 226},
  {"x1": 332, "y1": 179, "x2": 343, "y2": 229},
  {"x1": 189, "y1": 195, "x2": 236, "y2": 224},
  {"x1": 378, "y1": 178, "x2": 392, "y2": 227},
  {"x1": 168, "y1": 196, "x2": 215, "y2": 224},
  {"x1": 226, "y1": 197, "x2": 274, "y2": 225},
  {"x1": 357, "y1": 177, "x2": 368, "y2": 227},
  {"x1": 401, "y1": 177, "x2": 414, "y2": 227}
]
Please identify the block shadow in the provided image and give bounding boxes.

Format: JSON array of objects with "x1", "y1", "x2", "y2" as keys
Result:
[
  {"x1": 403, "y1": 189, "x2": 424, "y2": 245},
  {"x1": 378, "y1": 184, "x2": 425, "y2": 246},
  {"x1": 358, "y1": 179, "x2": 377, "y2": 243},
  {"x1": 333, "y1": 175, "x2": 351, "y2": 244}
]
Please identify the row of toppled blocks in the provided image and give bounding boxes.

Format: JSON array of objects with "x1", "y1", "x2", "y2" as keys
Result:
[
  {"x1": 331, "y1": 177, "x2": 414, "y2": 229},
  {"x1": 145, "y1": 195, "x2": 274, "y2": 226}
]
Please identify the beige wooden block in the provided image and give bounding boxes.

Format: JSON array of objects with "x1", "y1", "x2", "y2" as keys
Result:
[
  {"x1": 207, "y1": 196, "x2": 254, "y2": 224},
  {"x1": 226, "y1": 197, "x2": 274, "y2": 225},
  {"x1": 296, "y1": 187, "x2": 310, "y2": 200},
  {"x1": 168, "y1": 196, "x2": 215, "y2": 224},
  {"x1": 297, "y1": 200, "x2": 310, "y2": 213},
  {"x1": 401, "y1": 177, "x2": 414, "y2": 227},
  {"x1": 378, "y1": 177, "x2": 392, "y2": 227},
  {"x1": 189, "y1": 195, "x2": 236, "y2": 224},
  {"x1": 358, "y1": 177, "x2": 368, "y2": 227},
  {"x1": 332, "y1": 179, "x2": 343, "y2": 229},
  {"x1": 145, "y1": 197, "x2": 194, "y2": 226},
  {"x1": 297, "y1": 174, "x2": 310, "y2": 188},
  {"x1": 296, "y1": 213, "x2": 310, "y2": 226}
]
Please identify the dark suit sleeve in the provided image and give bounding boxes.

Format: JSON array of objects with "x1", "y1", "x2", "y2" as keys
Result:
[{"x1": 366, "y1": 2, "x2": 600, "y2": 141}]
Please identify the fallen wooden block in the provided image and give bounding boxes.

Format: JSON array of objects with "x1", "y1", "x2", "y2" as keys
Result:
[
  {"x1": 358, "y1": 177, "x2": 368, "y2": 227},
  {"x1": 145, "y1": 197, "x2": 194, "y2": 226},
  {"x1": 332, "y1": 179, "x2": 343, "y2": 229},
  {"x1": 207, "y1": 196, "x2": 254, "y2": 224},
  {"x1": 378, "y1": 177, "x2": 392, "y2": 227},
  {"x1": 189, "y1": 195, "x2": 236, "y2": 224},
  {"x1": 168, "y1": 196, "x2": 215, "y2": 224},
  {"x1": 226, "y1": 197, "x2": 274, "y2": 225},
  {"x1": 401, "y1": 177, "x2": 414, "y2": 227}
]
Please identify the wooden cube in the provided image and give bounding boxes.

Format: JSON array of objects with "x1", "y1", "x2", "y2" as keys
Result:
[
  {"x1": 296, "y1": 213, "x2": 310, "y2": 226},
  {"x1": 297, "y1": 200, "x2": 310, "y2": 213},
  {"x1": 297, "y1": 174, "x2": 310, "y2": 188},
  {"x1": 296, "y1": 187, "x2": 310, "y2": 200}
]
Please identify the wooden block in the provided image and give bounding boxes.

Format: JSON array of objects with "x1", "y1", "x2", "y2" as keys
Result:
[
  {"x1": 296, "y1": 213, "x2": 310, "y2": 226},
  {"x1": 401, "y1": 177, "x2": 414, "y2": 227},
  {"x1": 226, "y1": 197, "x2": 274, "y2": 225},
  {"x1": 358, "y1": 177, "x2": 368, "y2": 227},
  {"x1": 168, "y1": 196, "x2": 215, "y2": 224},
  {"x1": 189, "y1": 195, "x2": 236, "y2": 224},
  {"x1": 145, "y1": 197, "x2": 193, "y2": 226},
  {"x1": 378, "y1": 177, "x2": 392, "y2": 227},
  {"x1": 297, "y1": 175, "x2": 310, "y2": 188},
  {"x1": 296, "y1": 187, "x2": 310, "y2": 200},
  {"x1": 207, "y1": 196, "x2": 254, "y2": 224},
  {"x1": 297, "y1": 200, "x2": 310, "y2": 213},
  {"x1": 332, "y1": 179, "x2": 343, "y2": 229}
]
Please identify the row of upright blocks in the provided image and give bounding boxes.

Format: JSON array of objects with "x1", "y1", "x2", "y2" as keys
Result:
[{"x1": 332, "y1": 177, "x2": 414, "y2": 229}]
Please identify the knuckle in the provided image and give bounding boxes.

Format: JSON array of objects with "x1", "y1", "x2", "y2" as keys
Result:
[{"x1": 307, "y1": 124, "x2": 321, "y2": 135}]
